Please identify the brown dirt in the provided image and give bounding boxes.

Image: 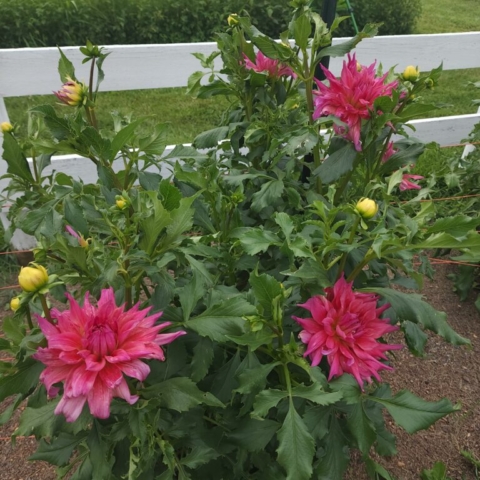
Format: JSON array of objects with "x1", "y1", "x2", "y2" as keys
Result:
[{"x1": 0, "y1": 263, "x2": 479, "y2": 480}]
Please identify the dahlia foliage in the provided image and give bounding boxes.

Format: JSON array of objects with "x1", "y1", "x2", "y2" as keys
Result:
[
  {"x1": 293, "y1": 277, "x2": 402, "y2": 387},
  {"x1": 313, "y1": 54, "x2": 398, "y2": 151},
  {"x1": 34, "y1": 288, "x2": 186, "y2": 422}
]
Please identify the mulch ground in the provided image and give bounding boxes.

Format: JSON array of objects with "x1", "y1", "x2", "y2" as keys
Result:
[{"x1": 0, "y1": 263, "x2": 479, "y2": 479}]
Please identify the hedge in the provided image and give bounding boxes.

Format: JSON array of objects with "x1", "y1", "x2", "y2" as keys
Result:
[{"x1": 0, "y1": 0, "x2": 421, "y2": 48}]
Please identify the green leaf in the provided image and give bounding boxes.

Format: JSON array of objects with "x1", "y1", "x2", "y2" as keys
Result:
[
  {"x1": 64, "y1": 196, "x2": 88, "y2": 236},
  {"x1": 275, "y1": 212, "x2": 294, "y2": 239},
  {"x1": 226, "y1": 330, "x2": 275, "y2": 351},
  {"x1": 277, "y1": 402, "x2": 315, "y2": 480},
  {"x1": 0, "y1": 359, "x2": 44, "y2": 403},
  {"x1": 365, "y1": 458, "x2": 396, "y2": 480},
  {"x1": 252, "y1": 389, "x2": 288, "y2": 417},
  {"x1": 291, "y1": 383, "x2": 343, "y2": 406},
  {"x1": 179, "y1": 273, "x2": 205, "y2": 321},
  {"x1": 163, "y1": 144, "x2": 208, "y2": 161},
  {"x1": 366, "y1": 288, "x2": 470, "y2": 347},
  {"x1": 31, "y1": 105, "x2": 72, "y2": 141},
  {"x1": 144, "y1": 377, "x2": 224, "y2": 411},
  {"x1": 88, "y1": 423, "x2": 113, "y2": 480},
  {"x1": 191, "y1": 337, "x2": 214, "y2": 382},
  {"x1": 235, "y1": 362, "x2": 280, "y2": 395},
  {"x1": 138, "y1": 192, "x2": 172, "y2": 255},
  {"x1": 14, "y1": 400, "x2": 62, "y2": 438},
  {"x1": 401, "y1": 320, "x2": 428, "y2": 356},
  {"x1": 109, "y1": 118, "x2": 145, "y2": 162},
  {"x1": 346, "y1": 403, "x2": 376, "y2": 454},
  {"x1": 233, "y1": 227, "x2": 282, "y2": 255},
  {"x1": 251, "y1": 179, "x2": 284, "y2": 212},
  {"x1": 187, "y1": 297, "x2": 255, "y2": 342},
  {"x1": 193, "y1": 126, "x2": 229, "y2": 149},
  {"x1": 294, "y1": 14, "x2": 312, "y2": 50},
  {"x1": 1, "y1": 132, "x2": 34, "y2": 181},
  {"x1": 30, "y1": 432, "x2": 85, "y2": 466},
  {"x1": 227, "y1": 418, "x2": 280, "y2": 452},
  {"x1": 315, "y1": 415, "x2": 349, "y2": 480},
  {"x1": 180, "y1": 446, "x2": 219, "y2": 469},
  {"x1": 370, "y1": 389, "x2": 459, "y2": 434},
  {"x1": 425, "y1": 215, "x2": 480, "y2": 238},
  {"x1": 412, "y1": 231, "x2": 480, "y2": 250},
  {"x1": 313, "y1": 143, "x2": 357, "y2": 184},
  {"x1": 57, "y1": 47, "x2": 76, "y2": 82},
  {"x1": 249, "y1": 271, "x2": 283, "y2": 320}
]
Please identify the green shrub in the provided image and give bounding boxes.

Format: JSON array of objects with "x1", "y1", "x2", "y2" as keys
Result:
[
  {"x1": 0, "y1": 0, "x2": 420, "y2": 49},
  {"x1": 336, "y1": 0, "x2": 423, "y2": 36}
]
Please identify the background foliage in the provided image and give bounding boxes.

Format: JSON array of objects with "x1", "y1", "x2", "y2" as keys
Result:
[{"x1": 0, "y1": 0, "x2": 421, "y2": 48}]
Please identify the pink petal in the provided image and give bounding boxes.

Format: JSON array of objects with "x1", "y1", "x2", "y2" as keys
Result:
[{"x1": 55, "y1": 395, "x2": 87, "y2": 423}]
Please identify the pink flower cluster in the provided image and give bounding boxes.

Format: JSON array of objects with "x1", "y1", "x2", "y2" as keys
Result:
[
  {"x1": 34, "y1": 288, "x2": 186, "y2": 422},
  {"x1": 293, "y1": 277, "x2": 402, "y2": 387},
  {"x1": 313, "y1": 54, "x2": 398, "y2": 151},
  {"x1": 243, "y1": 51, "x2": 295, "y2": 79}
]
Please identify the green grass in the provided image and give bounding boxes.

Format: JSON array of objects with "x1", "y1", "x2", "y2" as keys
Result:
[{"x1": 416, "y1": 0, "x2": 480, "y2": 33}]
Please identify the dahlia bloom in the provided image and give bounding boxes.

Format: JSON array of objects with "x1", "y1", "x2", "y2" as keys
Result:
[
  {"x1": 293, "y1": 277, "x2": 402, "y2": 387},
  {"x1": 313, "y1": 54, "x2": 398, "y2": 151},
  {"x1": 399, "y1": 174, "x2": 424, "y2": 191},
  {"x1": 243, "y1": 51, "x2": 295, "y2": 78},
  {"x1": 33, "y1": 288, "x2": 186, "y2": 422},
  {"x1": 382, "y1": 141, "x2": 397, "y2": 162}
]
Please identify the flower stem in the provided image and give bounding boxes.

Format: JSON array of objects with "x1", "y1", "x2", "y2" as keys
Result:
[
  {"x1": 25, "y1": 305, "x2": 34, "y2": 330},
  {"x1": 39, "y1": 294, "x2": 53, "y2": 323},
  {"x1": 337, "y1": 216, "x2": 361, "y2": 279}
]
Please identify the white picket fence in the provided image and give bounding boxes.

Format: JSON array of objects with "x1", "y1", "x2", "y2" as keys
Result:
[{"x1": 0, "y1": 32, "x2": 480, "y2": 248}]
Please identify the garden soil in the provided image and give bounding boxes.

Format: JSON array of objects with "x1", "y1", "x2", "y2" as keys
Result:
[{"x1": 0, "y1": 263, "x2": 479, "y2": 480}]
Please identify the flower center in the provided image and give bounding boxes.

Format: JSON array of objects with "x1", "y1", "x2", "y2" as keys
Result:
[{"x1": 86, "y1": 321, "x2": 117, "y2": 356}]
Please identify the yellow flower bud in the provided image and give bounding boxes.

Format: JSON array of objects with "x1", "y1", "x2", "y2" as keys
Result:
[
  {"x1": 10, "y1": 297, "x2": 21, "y2": 312},
  {"x1": 227, "y1": 14, "x2": 239, "y2": 26},
  {"x1": 355, "y1": 198, "x2": 378, "y2": 219},
  {"x1": 1, "y1": 122, "x2": 13, "y2": 133},
  {"x1": 18, "y1": 264, "x2": 49, "y2": 292},
  {"x1": 402, "y1": 65, "x2": 420, "y2": 82},
  {"x1": 116, "y1": 198, "x2": 127, "y2": 209}
]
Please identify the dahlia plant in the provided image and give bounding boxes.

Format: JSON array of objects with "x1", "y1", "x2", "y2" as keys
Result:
[{"x1": 1, "y1": 1, "x2": 480, "y2": 479}]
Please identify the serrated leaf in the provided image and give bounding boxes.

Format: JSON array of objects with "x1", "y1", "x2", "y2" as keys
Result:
[
  {"x1": 226, "y1": 329, "x2": 275, "y2": 351},
  {"x1": 64, "y1": 197, "x2": 89, "y2": 236},
  {"x1": 401, "y1": 320, "x2": 428, "y2": 356},
  {"x1": 2, "y1": 132, "x2": 34, "y2": 181},
  {"x1": 144, "y1": 377, "x2": 224, "y2": 411},
  {"x1": 109, "y1": 118, "x2": 145, "y2": 162},
  {"x1": 181, "y1": 446, "x2": 219, "y2": 469},
  {"x1": 179, "y1": 273, "x2": 205, "y2": 321},
  {"x1": 235, "y1": 362, "x2": 280, "y2": 395},
  {"x1": 313, "y1": 143, "x2": 357, "y2": 184},
  {"x1": 0, "y1": 359, "x2": 44, "y2": 403},
  {"x1": 425, "y1": 215, "x2": 480, "y2": 238},
  {"x1": 251, "y1": 179, "x2": 284, "y2": 212},
  {"x1": 227, "y1": 418, "x2": 280, "y2": 452},
  {"x1": 14, "y1": 400, "x2": 62, "y2": 438},
  {"x1": 252, "y1": 389, "x2": 288, "y2": 417},
  {"x1": 315, "y1": 415, "x2": 349, "y2": 479},
  {"x1": 291, "y1": 383, "x2": 343, "y2": 405},
  {"x1": 191, "y1": 337, "x2": 214, "y2": 382},
  {"x1": 30, "y1": 432, "x2": 85, "y2": 466},
  {"x1": 366, "y1": 288, "x2": 470, "y2": 347},
  {"x1": 249, "y1": 271, "x2": 283, "y2": 320},
  {"x1": 234, "y1": 228, "x2": 282, "y2": 255},
  {"x1": 277, "y1": 402, "x2": 315, "y2": 480},
  {"x1": 57, "y1": 47, "x2": 76, "y2": 82},
  {"x1": 193, "y1": 126, "x2": 229, "y2": 149},
  {"x1": 370, "y1": 390, "x2": 459, "y2": 434},
  {"x1": 187, "y1": 296, "x2": 255, "y2": 342},
  {"x1": 346, "y1": 402, "x2": 376, "y2": 454}
]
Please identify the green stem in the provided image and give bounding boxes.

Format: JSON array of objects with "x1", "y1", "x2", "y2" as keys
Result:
[
  {"x1": 88, "y1": 58, "x2": 98, "y2": 130},
  {"x1": 345, "y1": 249, "x2": 376, "y2": 282},
  {"x1": 39, "y1": 294, "x2": 53, "y2": 323},
  {"x1": 333, "y1": 155, "x2": 361, "y2": 204},
  {"x1": 25, "y1": 305, "x2": 34, "y2": 330},
  {"x1": 337, "y1": 216, "x2": 361, "y2": 279},
  {"x1": 282, "y1": 362, "x2": 293, "y2": 398}
]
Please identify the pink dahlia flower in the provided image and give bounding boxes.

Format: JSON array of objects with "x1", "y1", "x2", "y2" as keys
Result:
[
  {"x1": 243, "y1": 51, "x2": 295, "y2": 78},
  {"x1": 313, "y1": 54, "x2": 398, "y2": 151},
  {"x1": 399, "y1": 174, "x2": 424, "y2": 191},
  {"x1": 293, "y1": 277, "x2": 402, "y2": 387},
  {"x1": 33, "y1": 288, "x2": 186, "y2": 422}
]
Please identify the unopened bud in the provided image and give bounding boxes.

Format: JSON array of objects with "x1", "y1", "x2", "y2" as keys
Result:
[
  {"x1": 1, "y1": 122, "x2": 13, "y2": 134},
  {"x1": 54, "y1": 76, "x2": 88, "y2": 107},
  {"x1": 355, "y1": 197, "x2": 378, "y2": 219},
  {"x1": 402, "y1": 65, "x2": 420, "y2": 82},
  {"x1": 116, "y1": 198, "x2": 127, "y2": 210},
  {"x1": 18, "y1": 264, "x2": 49, "y2": 292},
  {"x1": 227, "y1": 14, "x2": 239, "y2": 26},
  {"x1": 10, "y1": 297, "x2": 21, "y2": 311}
]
